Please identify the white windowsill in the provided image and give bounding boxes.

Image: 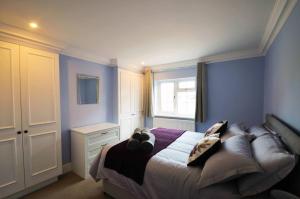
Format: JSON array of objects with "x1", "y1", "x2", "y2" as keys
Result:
[{"x1": 154, "y1": 115, "x2": 195, "y2": 121}]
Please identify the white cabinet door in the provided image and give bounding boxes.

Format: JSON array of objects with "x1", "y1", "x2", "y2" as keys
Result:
[
  {"x1": 132, "y1": 115, "x2": 144, "y2": 130},
  {"x1": 139, "y1": 75, "x2": 144, "y2": 113},
  {"x1": 20, "y1": 46, "x2": 62, "y2": 187},
  {"x1": 0, "y1": 41, "x2": 25, "y2": 198},
  {"x1": 119, "y1": 70, "x2": 132, "y2": 116},
  {"x1": 120, "y1": 117, "x2": 132, "y2": 141},
  {"x1": 119, "y1": 69, "x2": 144, "y2": 140},
  {"x1": 132, "y1": 74, "x2": 144, "y2": 114}
]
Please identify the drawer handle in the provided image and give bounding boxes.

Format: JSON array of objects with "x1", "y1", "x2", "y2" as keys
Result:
[
  {"x1": 101, "y1": 144, "x2": 108, "y2": 147},
  {"x1": 101, "y1": 132, "x2": 108, "y2": 135}
]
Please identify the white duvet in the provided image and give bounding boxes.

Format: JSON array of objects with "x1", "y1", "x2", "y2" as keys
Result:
[{"x1": 90, "y1": 131, "x2": 240, "y2": 199}]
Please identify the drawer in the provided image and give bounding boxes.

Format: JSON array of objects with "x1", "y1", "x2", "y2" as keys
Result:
[
  {"x1": 88, "y1": 146, "x2": 104, "y2": 159},
  {"x1": 88, "y1": 137, "x2": 119, "y2": 159},
  {"x1": 87, "y1": 128, "x2": 119, "y2": 146}
]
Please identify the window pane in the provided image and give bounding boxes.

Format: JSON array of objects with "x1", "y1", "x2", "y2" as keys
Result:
[
  {"x1": 177, "y1": 91, "x2": 195, "y2": 117},
  {"x1": 178, "y1": 80, "x2": 195, "y2": 89},
  {"x1": 160, "y1": 82, "x2": 174, "y2": 112}
]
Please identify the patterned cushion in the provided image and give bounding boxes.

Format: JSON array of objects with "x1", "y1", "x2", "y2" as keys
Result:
[
  {"x1": 205, "y1": 121, "x2": 228, "y2": 137},
  {"x1": 187, "y1": 134, "x2": 221, "y2": 166}
]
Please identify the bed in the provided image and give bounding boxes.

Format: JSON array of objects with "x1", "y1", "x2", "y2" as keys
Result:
[{"x1": 90, "y1": 115, "x2": 300, "y2": 199}]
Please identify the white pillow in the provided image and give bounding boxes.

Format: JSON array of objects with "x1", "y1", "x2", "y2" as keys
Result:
[
  {"x1": 238, "y1": 133, "x2": 296, "y2": 196},
  {"x1": 198, "y1": 135, "x2": 261, "y2": 189}
]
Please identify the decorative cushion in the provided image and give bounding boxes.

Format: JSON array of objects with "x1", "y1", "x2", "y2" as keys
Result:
[
  {"x1": 205, "y1": 121, "x2": 228, "y2": 137},
  {"x1": 238, "y1": 133, "x2": 296, "y2": 197},
  {"x1": 187, "y1": 134, "x2": 221, "y2": 166},
  {"x1": 222, "y1": 123, "x2": 255, "y2": 142},
  {"x1": 198, "y1": 135, "x2": 261, "y2": 189}
]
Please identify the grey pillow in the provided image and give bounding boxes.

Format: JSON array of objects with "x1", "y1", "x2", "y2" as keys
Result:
[
  {"x1": 222, "y1": 123, "x2": 255, "y2": 142},
  {"x1": 198, "y1": 135, "x2": 261, "y2": 189},
  {"x1": 238, "y1": 133, "x2": 296, "y2": 197},
  {"x1": 248, "y1": 126, "x2": 271, "y2": 138}
]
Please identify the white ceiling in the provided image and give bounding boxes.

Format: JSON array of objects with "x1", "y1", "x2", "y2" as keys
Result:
[{"x1": 0, "y1": 0, "x2": 276, "y2": 69}]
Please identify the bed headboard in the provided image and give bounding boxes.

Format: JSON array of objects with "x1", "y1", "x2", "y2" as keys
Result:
[{"x1": 265, "y1": 114, "x2": 300, "y2": 155}]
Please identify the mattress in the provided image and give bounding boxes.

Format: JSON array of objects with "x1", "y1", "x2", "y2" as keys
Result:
[{"x1": 90, "y1": 131, "x2": 241, "y2": 199}]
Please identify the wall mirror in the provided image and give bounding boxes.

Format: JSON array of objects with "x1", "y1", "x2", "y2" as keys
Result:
[{"x1": 77, "y1": 74, "x2": 100, "y2": 104}]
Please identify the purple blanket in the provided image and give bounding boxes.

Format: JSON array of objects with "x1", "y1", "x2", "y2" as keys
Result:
[{"x1": 104, "y1": 128, "x2": 186, "y2": 185}]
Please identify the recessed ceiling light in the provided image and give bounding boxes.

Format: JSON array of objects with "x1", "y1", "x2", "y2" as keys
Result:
[
  {"x1": 141, "y1": 61, "x2": 145, "y2": 65},
  {"x1": 29, "y1": 22, "x2": 38, "y2": 29}
]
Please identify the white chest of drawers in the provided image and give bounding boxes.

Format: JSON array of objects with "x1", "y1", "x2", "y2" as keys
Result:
[{"x1": 71, "y1": 123, "x2": 120, "y2": 179}]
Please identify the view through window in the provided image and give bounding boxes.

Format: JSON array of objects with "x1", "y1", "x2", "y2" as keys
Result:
[{"x1": 154, "y1": 77, "x2": 196, "y2": 119}]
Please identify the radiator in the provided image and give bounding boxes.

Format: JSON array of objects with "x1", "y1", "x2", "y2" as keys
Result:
[{"x1": 153, "y1": 117, "x2": 195, "y2": 131}]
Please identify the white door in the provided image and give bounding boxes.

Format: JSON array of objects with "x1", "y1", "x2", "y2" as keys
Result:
[
  {"x1": 119, "y1": 70, "x2": 132, "y2": 140},
  {"x1": 20, "y1": 46, "x2": 62, "y2": 187},
  {"x1": 119, "y1": 70, "x2": 144, "y2": 140},
  {"x1": 120, "y1": 117, "x2": 132, "y2": 141},
  {"x1": 119, "y1": 70, "x2": 132, "y2": 116},
  {"x1": 0, "y1": 41, "x2": 25, "y2": 198},
  {"x1": 132, "y1": 115, "x2": 144, "y2": 130},
  {"x1": 132, "y1": 74, "x2": 144, "y2": 129}
]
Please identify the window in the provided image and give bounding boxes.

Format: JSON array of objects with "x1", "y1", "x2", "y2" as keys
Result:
[{"x1": 154, "y1": 77, "x2": 196, "y2": 119}]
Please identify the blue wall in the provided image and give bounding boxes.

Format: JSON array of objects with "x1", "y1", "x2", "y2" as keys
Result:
[
  {"x1": 60, "y1": 55, "x2": 115, "y2": 164},
  {"x1": 264, "y1": 1, "x2": 300, "y2": 134},
  {"x1": 146, "y1": 57, "x2": 265, "y2": 132},
  {"x1": 199, "y1": 57, "x2": 265, "y2": 131}
]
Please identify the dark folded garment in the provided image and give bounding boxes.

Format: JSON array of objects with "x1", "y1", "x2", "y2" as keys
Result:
[
  {"x1": 140, "y1": 132, "x2": 150, "y2": 141},
  {"x1": 132, "y1": 128, "x2": 142, "y2": 140},
  {"x1": 140, "y1": 132, "x2": 155, "y2": 153},
  {"x1": 104, "y1": 128, "x2": 186, "y2": 185},
  {"x1": 126, "y1": 137, "x2": 140, "y2": 150}
]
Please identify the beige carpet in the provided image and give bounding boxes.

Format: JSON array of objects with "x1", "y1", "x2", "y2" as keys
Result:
[{"x1": 22, "y1": 173, "x2": 111, "y2": 199}]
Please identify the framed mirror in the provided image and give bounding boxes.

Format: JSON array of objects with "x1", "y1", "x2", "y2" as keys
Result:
[{"x1": 77, "y1": 74, "x2": 100, "y2": 104}]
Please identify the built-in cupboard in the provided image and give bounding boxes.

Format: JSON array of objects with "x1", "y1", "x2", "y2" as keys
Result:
[
  {"x1": 0, "y1": 40, "x2": 62, "y2": 198},
  {"x1": 118, "y1": 69, "x2": 144, "y2": 140}
]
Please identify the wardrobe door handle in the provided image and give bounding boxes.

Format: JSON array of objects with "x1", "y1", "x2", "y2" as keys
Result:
[
  {"x1": 17, "y1": 131, "x2": 22, "y2": 135},
  {"x1": 24, "y1": 130, "x2": 28, "y2": 134}
]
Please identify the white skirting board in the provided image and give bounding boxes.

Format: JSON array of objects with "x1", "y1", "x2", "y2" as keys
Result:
[
  {"x1": 6, "y1": 177, "x2": 58, "y2": 199},
  {"x1": 62, "y1": 163, "x2": 73, "y2": 174},
  {"x1": 4, "y1": 165, "x2": 70, "y2": 198},
  {"x1": 153, "y1": 117, "x2": 195, "y2": 131}
]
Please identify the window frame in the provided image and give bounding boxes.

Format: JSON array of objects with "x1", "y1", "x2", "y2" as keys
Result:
[{"x1": 154, "y1": 77, "x2": 196, "y2": 119}]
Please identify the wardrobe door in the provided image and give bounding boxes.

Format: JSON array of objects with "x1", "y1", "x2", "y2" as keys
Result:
[
  {"x1": 0, "y1": 41, "x2": 24, "y2": 198},
  {"x1": 132, "y1": 74, "x2": 144, "y2": 129},
  {"x1": 132, "y1": 74, "x2": 143, "y2": 114},
  {"x1": 119, "y1": 70, "x2": 133, "y2": 140},
  {"x1": 119, "y1": 70, "x2": 132, "y2": 117},
  {"x1": 119, "y1": 117, "x2": 133, "y2": 141},
  {"x1": 20, "y1": 46, "x2": 62, "y2": 187}
]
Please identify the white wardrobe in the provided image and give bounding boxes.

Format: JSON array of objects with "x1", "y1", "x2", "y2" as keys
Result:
[
  {"x1": 0, "y1": 40, "x2": 62, "y2": 198},
  {"x1": 118, "y1": 69, "x2": 144, "y2": 140}
]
